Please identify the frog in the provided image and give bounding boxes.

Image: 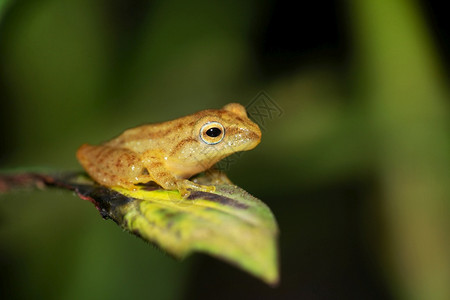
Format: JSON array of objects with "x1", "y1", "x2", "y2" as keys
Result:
[{"x1": 76, "y1": 103, "x2": 261, "y2": 197}]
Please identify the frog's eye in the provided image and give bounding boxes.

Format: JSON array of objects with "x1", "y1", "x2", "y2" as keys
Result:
[{"x1": 200, "y1": 122, "x2": 225, "y2": 145}]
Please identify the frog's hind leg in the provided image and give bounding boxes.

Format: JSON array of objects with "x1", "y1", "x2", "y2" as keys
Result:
[{"x1": 77, "y1": 144, "x2": 153, "y2": 189}]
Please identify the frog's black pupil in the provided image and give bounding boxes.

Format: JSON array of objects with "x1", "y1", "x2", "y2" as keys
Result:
[{"x1": 206, "y1": 127, "x2": 222, "y2": 137}]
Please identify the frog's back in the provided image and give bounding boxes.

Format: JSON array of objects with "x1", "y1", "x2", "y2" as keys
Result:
[{"x1": 104, "y1": 114, "x2": 198, "y2": 153}]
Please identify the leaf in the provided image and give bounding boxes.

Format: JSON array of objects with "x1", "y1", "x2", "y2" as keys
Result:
[{"x1": 0, "y1": 172, "x2": 279, "y2": 285}]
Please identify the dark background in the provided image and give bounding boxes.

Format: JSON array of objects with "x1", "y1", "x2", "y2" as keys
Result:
[{"x1": 1, "y1": 1, "x2": 449, "y2": 299}]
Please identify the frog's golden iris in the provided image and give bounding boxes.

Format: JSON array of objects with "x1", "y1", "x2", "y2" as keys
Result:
[{"x1": 200, "y1": 121, "x2": 225, "y2": 145}]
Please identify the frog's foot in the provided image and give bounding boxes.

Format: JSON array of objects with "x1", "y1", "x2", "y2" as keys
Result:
[{"x1": 177, "y1": 179, "x2": 215, "y2": 198}]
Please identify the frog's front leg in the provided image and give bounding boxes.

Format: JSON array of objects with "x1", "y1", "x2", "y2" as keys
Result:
[{"x1": 142, "y1": 151, "x2": 215, "y2": 198}]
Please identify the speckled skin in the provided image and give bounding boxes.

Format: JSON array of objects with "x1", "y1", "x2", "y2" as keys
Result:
[{"x1": 76, "y1": 103, "x2": 261, "y2": 197}]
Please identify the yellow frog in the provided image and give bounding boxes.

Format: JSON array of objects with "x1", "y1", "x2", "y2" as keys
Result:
[{"x1": 76, "y1": 103, "x2": 261, "y2": 197}]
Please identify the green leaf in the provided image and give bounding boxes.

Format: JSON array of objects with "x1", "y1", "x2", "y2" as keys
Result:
[
  {"x1": 118, "y1": 184, "x2": 279, "y2": 285},
  {"x1": 1, "y1": 172, "x2": 279, "y2": 285}
]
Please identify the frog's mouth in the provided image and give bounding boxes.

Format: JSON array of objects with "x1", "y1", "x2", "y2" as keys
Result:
[
  {"x1": 240, "y1": 125, "x2": 262, "y2": 151},
  {"x1": 227, "y1": 133, "x2": 261, "y2": 153},
  {"x1": 243, "y1": 135, "x2": 261, "y2": 151}
]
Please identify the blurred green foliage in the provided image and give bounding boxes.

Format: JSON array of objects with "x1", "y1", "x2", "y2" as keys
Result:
[{"x1": 0, "y1": 0, "x2": 449, "y2": 299}]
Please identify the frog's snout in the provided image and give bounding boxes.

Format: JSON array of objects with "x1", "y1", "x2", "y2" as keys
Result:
[
  {"x1": 244, "y1": 123, "x2": 262, "y2": 150},
  {"x1": 255, "y1": 124, "x2": 262, "y2": 140}
]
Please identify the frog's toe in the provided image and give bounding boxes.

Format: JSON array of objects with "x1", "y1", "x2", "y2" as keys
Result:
[
  {"x1": 178, "y1": 180, "x2": 215, "y2": 197},
  {"x1": 178, "y1": 187, "x2": 191, "y2": 198},
  {"x1": 201, "y1": 185, "x2": 216, "y2": 193},
  {"x1": 190, "y1": 183, "x2": 215, "y2": 194}
]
